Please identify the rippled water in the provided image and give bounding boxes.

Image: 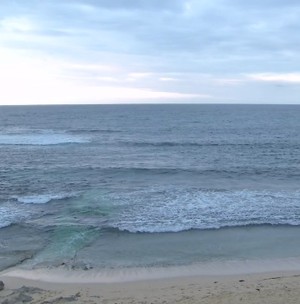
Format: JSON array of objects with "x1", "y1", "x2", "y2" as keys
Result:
[{"x1": 0, "y1": 104, "x2": 300, "y2": 270}]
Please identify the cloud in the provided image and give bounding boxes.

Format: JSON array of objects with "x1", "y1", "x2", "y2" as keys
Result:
[
  {"x1": 66, "y1": 0, "x2": 185, "y2": 12},
  {"x1": 247, "y1": 73, "x2": 300, "y2": 84},
  {"x1": 0, "y1": 0, "x2": 300, "y2": 104},
  {"x1": 0, "y1": 47, "x2": 207, "y2": 105},
  {"x1": 223, "y1": 0, "x2": 300, "y2": 9},
  {"x1": 159, "y1": 77, "x2": 179, "y2": 82},
  {"x1": 127, "y1": 73, "x2": 153, "y2": 80},
  {"x1": 1, "y1": 16, "x2": 35, "y2": 32}
]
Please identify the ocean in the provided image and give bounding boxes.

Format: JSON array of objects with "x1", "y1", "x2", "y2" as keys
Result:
[{"x1": 0, "y1": 104, "x2": 300, "y2": 275}]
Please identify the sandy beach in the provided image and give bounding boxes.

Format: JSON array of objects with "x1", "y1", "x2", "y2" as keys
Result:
[{"x1": 1, "y1": 268, "x2": 300, "y2": 304}]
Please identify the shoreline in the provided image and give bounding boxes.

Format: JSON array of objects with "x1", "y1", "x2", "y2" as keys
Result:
[
  {"x1": 1, "y1": 269, "x2": 300, "y2": 303},
  {"x1": 2, "y1": 256, "x2": 300, "y2": 283},
  {"x1": 1, "y1": 260, "x2": 300, "y2": 303}
]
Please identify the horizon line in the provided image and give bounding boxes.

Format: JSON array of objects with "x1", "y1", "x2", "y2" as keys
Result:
[{"x1": 0, "y1": 102, "x2": 300, "y2": 107}]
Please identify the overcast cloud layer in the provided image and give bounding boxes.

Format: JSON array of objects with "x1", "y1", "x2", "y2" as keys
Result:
[{"x1": 1, "y1": 0, "x2": 300, "y2": 104}]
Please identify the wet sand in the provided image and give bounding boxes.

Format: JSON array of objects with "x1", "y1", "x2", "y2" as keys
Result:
[{"x1": 1, "y1": 269, "x2": 300, "y2": 303}]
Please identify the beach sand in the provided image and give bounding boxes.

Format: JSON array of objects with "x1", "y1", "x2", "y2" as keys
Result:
[{"x1": 1, "y1": 269, "x2": 300, "y2": 303}]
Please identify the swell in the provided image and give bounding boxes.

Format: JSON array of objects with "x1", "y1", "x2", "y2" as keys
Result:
[
  {"x1": 84, "y1": 166, "x2": 300, "y2": 178},
  {"x1": 119, "y1": 141, "x2": 299, "y2": 149},
  {"x1": 69, "y1": 129, "x2": 122, "y2": 134}
]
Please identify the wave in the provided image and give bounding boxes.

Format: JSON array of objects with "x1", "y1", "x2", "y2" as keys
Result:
[
  {"x1": 106, "y1": 189, "x2": 300, "y2": 234},
  {"x1": 119, "y1": 140, "x2": 296, "y2": 148},
  {"x1": 86, "y1": 166, "x2": 300, "y2": 178},
  {"x1": 0, "y1": 192, "x2": 79, "y2": 229},
  {"x1": 0, "y1": 129, "x2": 89, "y2": 146},
  {"x1": 69, "y1": 129, "x2": 122, "y2": 134},
  {"x1": 0, "y1": 192, "x2": 79, "y2": 228},
  {"x1": 15, "y1": 192, "x2": 78, "y2": 204},
  {"x1": 0, "y1": 203, "x2": 32, "y2": 229},
  {"x1": 108, "y1": 222, "x2": 300, "y2": 234}
]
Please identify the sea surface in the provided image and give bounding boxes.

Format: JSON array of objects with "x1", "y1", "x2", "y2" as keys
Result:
[{"x1": 0, "y1": 104, "x2": 300, "y2": 273}]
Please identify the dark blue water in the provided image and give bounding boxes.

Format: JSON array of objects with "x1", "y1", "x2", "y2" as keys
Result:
[{"x1": 0, "y1": 104, "x2": 300, "y2": 270}]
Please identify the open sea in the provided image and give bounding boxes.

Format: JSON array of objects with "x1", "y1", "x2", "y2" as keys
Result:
[{"x1": 1, "y1": 104, "x2": 300, "y2": 275}]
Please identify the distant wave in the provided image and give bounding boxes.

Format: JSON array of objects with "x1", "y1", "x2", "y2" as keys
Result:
[
  {"x1": 15, "y1": 192, "x2": 78, "y2": 204},
  {"x1": 0, "y1": 129, "x2": 89, "y2": 146},
  {"x1": 69, "y1": 129, "x2": 122, "y2": 134},
  {"x1": 120, "y1": 140, "x2": 297, "y2": 148},
  {"x1": 88, "y1": 166, "x2": 300, "y2": 178}
]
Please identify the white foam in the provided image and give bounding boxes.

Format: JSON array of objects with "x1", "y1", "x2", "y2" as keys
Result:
[
  {"x1": 16, "y1": 193, "x2": 78, "y2": 204},
  {"x1": 110, "y1": 189, "x2": 300, "y2": 233},
  {"x1": 0, "y1": 204, "x2": 31, "y2": 228},
  {"x1": 0, "y1": 192, "x2": 78, "y2": 229}
]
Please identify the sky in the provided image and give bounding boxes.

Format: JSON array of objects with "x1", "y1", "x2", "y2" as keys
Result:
[{"x1": 1, "y1": 0, "x2": 300, "y2": 105}]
